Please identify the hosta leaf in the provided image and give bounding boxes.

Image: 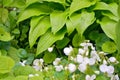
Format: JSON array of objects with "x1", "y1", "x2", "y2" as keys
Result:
[
  {"x1": 50, "y1": 10, "x2": 68, "y2": 34},
  {"x1": 43, "y1": 0, "x2": 65, "y2": 4},
  {"x1": 0, "y1": 8, "x2": 8, "y2": 23},
  {"x1": 0, "y1": 56, "x2": 15, "y2": 74},
  {"x1": 102, "y1": 41, "x2": 117, "y2": 53},
  {"x1": 97, "y1": 17, "x2": 117, "y2": 41},
  {"x1": 0, "y1": 27, "x2": 13, "y2": 41},
  {"x1": 76, "y1": 11, "x2": 95, "y2": 35},
  {"x1": 93, "y1": 2, "x2": 118, "y2": 16},
  {"x1": 17, "y1": 3, "x2": 52, "y2": 23},
  {"x1": 102, "y1": 11, "x2": 119, "y2": 21},
  {"x1": 70, "y1": 0, "x2": 97, "y2": 15},
  {"x1": 29, "y1": 16, "x2": 51, "y2": 48},
  {"x1": 36, "y1": 28, "x2": 66, "y2": 55}
]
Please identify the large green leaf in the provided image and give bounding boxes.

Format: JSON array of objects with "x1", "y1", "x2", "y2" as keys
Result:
[
  {"x1": 0, "y1": 27, "x2": 13, "y2": 41},
  {"x1": 29, "y1": 16, "x2": 51, "y2": 48},
  {"x1": 76, "y1": 11, "x2": 95, "y2": 35},
  {"x1": 36, "y1": 28, "x2": 66, "y2": 55},
  {"x1": 93, "y1": 2, "x2": 118, "y2": 17},
  {"x1": 70, "y1": 0, "x2": 97, "y2": 15},
  {"x1": 50, "y1": 10, "x2": 68, "y2": 34},
  {"x1": 0, "y1": 56, "x2": 15, "y2": 74},
  {"x1": 17, "y1": 3, "x2": 52, "y2": 23},
  {"x1": 98, "y1": 17, "x2": 117, "y2": 41}
]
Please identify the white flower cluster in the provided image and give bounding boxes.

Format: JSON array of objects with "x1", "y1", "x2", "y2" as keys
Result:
[{"x1": 52, "y1": 40, "x2": 119, "y2": 80}]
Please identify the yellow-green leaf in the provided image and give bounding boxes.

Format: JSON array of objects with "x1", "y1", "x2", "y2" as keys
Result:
[{"x1": 0, "y1": 56, "x2": 15, "y2": 74}]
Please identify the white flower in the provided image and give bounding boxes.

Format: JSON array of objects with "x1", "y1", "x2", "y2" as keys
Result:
[
  {"x1": 91, "y1": 50, "x2": 101, "y2": 61},
  {"x1": 48, "y1": 47, "x2": 53, "y2": 52},
  {"x1": 78, "y1": 48, "x2": 85, "y2": 55},
  {"x1": 63, "y1": 46, "x2": 73, "y2": 56},
  {"x1": 68, "y1": 63, "x2": 76, "y2": 73},
  {"x1": 33, "y1": 65, "x2": 42, "y2": 71},
  {"x1": 107, "y1": 65, "x2": 114, "y2": 74},
  {"x1": 111, "y1": 74, "x2": 120, "y2": 80},
  {"x1": 33, "y1": 59, "x2": 44, "y2": 66},
  {"x1": 53, "y1": 58, "x2": 61, "y2": 66},
  {"x1": 83, "y1": 57, "x2": 90, "y2": 65},
  {"x1": 109, "y1": 57, "x2": 116, "y2": 63},
  {"x1": 78, "y1": 63, "x2": 87, "y2": 73},
  {"x1": 86, "y1": 74, "x2": 96, "y2": 80},
  {"x1": 99, "y1": 64, "x2": 114, "y2": 74},
  {"x1": 76, "y1": 55, "x2": 84, "y2": 63},
  {"x1": 99, "y1": 64, "x2": 108, "y2": 73},
  {"x1": 55, "y1": 65, "x2": 63, "y2": 72},
  {"x1": 33, "y1": 58, "x2": 44, "y2": 71},
  {"x1": 88, "y1": 58, "x2": 96, "y2": 65}
]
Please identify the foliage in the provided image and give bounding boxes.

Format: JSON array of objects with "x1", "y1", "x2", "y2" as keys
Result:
[{"x1": 0, "y1": 0, "x2": 120, "y2": 79}]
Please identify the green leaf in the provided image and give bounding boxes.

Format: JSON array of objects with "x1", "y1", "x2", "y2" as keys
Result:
[
  {"x1": 15, "y1": 76, "x2": 28, "y2": 80},
  {"x1": 56, "y1": 37, "x2": 70, "y2": 49},
  {"x1": 50, "y1": 10, "x2": 68, "y2": 34},
  {"x1": 29, "y1": 76, "x2": 43, "y2": 80},
  {"x1": 7, "y1": 47, "x2": 20, "y2": 63},
  {"x1": 0, "y1": 8, "x2": 8, "y2": 23},
  {"x1": 10, "y1": 0, "x2": 26, "y2": 8},
  {"x1": 17, "y1": 48, "x2": 28, "y2": 59},
  {"x1": 88, "y1": 31, "x2": 99, "y2": 40},
  {"x1": 93, "y1": 2, "x2": 118, "y2": 16},
  {"x1": 72, "y1": 33, "x2": 85, "y2": 47},
  {"x1": 76, "y1": 11, "x2": 95, "y2": 35},
  {"x1": 0, "y1": 56, "x2": 15, "y2": 74},
  {"x1": 102, "y1": 11, "x2": 119, "y2": 22},
  {"x1": 29, "y1": 16, "x2": 51, "y2": 48},
  {"x1": 118, "y1": 1, "x2": 120, "y2": 18},
  {"x1": 70, "y1": 0, "x2": 97, "y2": 15},
  {"x1": 96, "y1": 75, "x2": 109, "y2": 80},
  {"x1": 13, "y1": 65, "x2": 36, "y2": 76},
  {"x1": 3, "y1": 0, "x2": 13, "y2": 7},
  {"x1": 43, "y1": 0, "x2": 65, "y2": 4},
  {"x1": 102, "y1": 41, "x2": 117, "y2": 53},
  {"x1": 43, "y1": 52, "x2": 56, "y2": 63},
  {"x1": 97, "y1": 17, "x2": 117, "y2": 41},
  {"x1": 26, "y1": 0, "x2": 40, "y2": 6},
  {"x1": 116, "y1": 20, "x2": 120, "y2": 56},
  {"x1": 17, "y1": 3, "x2": 52, "y2": 23},
  {"x1": 95, "y1": 33, "x2": 110, "y2": 49},
  {"x1": 0, "y1": 27, "x2": 13, "y2": 41},
  {"x1": 36, "y1": 28, "x2": 66, "y2": 55}
]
